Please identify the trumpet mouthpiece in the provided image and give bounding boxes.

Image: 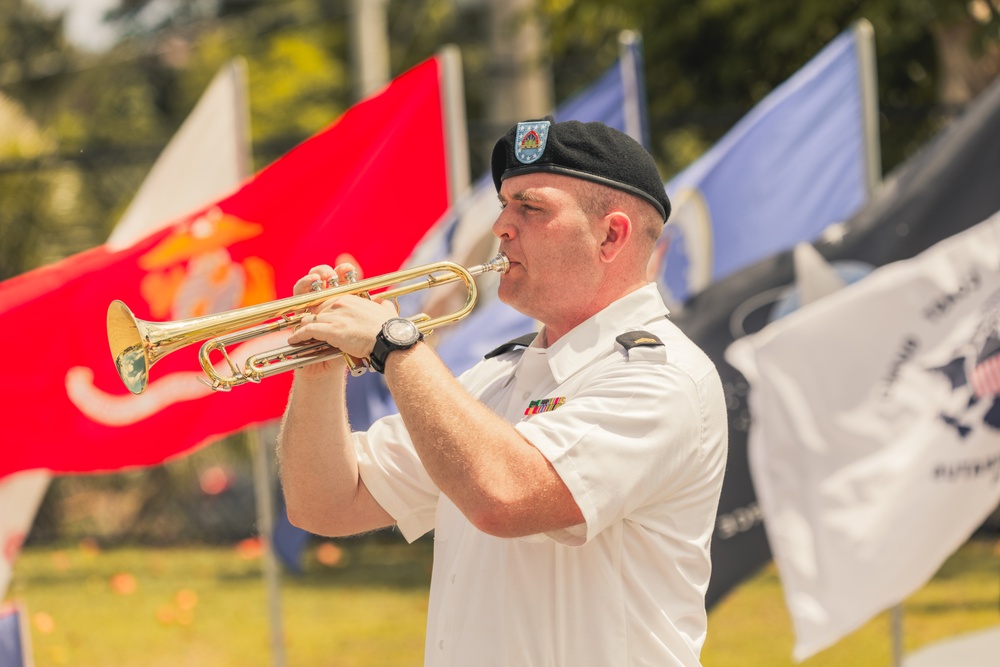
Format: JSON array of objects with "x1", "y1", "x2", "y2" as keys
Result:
[{"x1": 484, "y1": 253, "x2": 510, "y2": 275}]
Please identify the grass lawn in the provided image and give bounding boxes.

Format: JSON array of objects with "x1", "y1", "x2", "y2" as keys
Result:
[
  {"x1": 701, "y1": 537, "x2": 1000, "y2": 666},
  {"x1": 6, "y1": 535, "x2": 998, "y2": 666}
]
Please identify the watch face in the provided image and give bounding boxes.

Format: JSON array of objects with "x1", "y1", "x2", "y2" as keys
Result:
[{"x1": 384, "y1": 318, "x2": 420, "y2": 346}]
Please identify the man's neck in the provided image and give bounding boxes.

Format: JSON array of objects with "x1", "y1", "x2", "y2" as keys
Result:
[{"x1": 538, "y1": 280, "x2": 648, "y2": 347}]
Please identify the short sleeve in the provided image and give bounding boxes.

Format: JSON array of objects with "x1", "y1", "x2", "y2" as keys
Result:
[
  {"x1": 354, "y1": 413, "x2": 441, "y2": 543},
  {"x1": 516, "y1": 361, "x2": 706, "y2": 546}
]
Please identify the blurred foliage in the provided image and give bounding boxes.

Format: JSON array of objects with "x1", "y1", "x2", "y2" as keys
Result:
[
  {"x1": 1, "y1": 0, "x2": 998, "y2": 544},
  {"x1": 0, "y1": 0, "x2": 353, "y2": 280}
]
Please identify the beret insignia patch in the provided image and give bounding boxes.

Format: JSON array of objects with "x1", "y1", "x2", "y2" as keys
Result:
[{"x1": 515, "y1": 120, "x2": 550, "y2": 164}]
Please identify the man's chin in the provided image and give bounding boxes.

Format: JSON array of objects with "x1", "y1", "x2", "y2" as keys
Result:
[
  {"x1": 496, "y1": 284, "x2": 514, "y2": 307},
  {"x1": 496, "y1": 282, "x2": 523, "y2": 310}
]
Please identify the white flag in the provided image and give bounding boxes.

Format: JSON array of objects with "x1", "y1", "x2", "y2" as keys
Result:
[
  {"x1": 726, "y1": 210, "x2": 1000, "y2": 660},
  {"x1": 0, "y1": 471, "x2": 50, "y2": 600},
  {"x1": 0, "y1": 60, "x2": 249, "y2": 601},
  {"x1": 106, "y1": 60, "x2": 250, "y2": 249}
]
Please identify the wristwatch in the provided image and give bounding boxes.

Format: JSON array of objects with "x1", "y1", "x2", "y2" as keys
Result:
[{"x1": 369, "y1": 317, "x2": 423, "y2": 374}]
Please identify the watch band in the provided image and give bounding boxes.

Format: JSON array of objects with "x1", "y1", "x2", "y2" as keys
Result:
[{"x1": 369, "y1": 318, "x2": 422, "y2": 374}]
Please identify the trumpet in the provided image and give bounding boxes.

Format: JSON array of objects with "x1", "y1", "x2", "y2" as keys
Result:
[{"x1": 108, "y1": 253, "x2": 510, "y2": 395}]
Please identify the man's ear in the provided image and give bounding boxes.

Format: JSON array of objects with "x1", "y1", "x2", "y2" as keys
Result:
[{"x1": 599, "y1": 212, "x2": 632, "y2": 263}]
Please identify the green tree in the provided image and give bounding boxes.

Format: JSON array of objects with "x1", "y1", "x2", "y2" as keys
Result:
[
  {"x1": 0, "y1": 0, "x2": 76, "y2": 279},
  {"x1": 0, "y1": 1, "x2": 358, "y2": 278},
  {"x1": 539, "y1": 0, "x2": 1000, "y2": 177}
]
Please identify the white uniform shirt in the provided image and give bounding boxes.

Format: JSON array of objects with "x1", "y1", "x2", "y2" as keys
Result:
[{"x1": 354, "y1": 284, "x2": 728, "y2": 666}]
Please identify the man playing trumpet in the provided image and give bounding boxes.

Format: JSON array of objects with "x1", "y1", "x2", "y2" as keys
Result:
[{"x1": 278, "y1": 117, "x2": 728, "y2": 666}]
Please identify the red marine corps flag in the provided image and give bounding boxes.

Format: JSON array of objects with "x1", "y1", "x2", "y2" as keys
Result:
[{"x1": 0, "y1": 56, "x2": 452, "y2": 479}]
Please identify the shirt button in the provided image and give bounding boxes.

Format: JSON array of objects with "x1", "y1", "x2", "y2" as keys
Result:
[
  {"x1": 522, "y1": 391, "x2": 530, "y2": 399},
  {"x1": 451, "y1": 574, "x2": 456, "y2": 583},
  {"x1": 439, "y1": 640, "x2": 445, "y2": 650}
]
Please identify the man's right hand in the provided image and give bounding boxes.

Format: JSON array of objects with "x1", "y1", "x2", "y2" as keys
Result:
[{"x1": 289, "y1": 256, "x2": 365, "y2": 379}]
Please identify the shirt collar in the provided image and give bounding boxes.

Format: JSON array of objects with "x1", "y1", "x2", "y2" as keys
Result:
[{"x1": 527, "y1": 283, "x2": 670, "y2": 384}]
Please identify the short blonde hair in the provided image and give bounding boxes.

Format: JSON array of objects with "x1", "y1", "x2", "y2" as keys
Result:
[{"x1": 575, "y1": 180, "x2": 663, "y2": 244}]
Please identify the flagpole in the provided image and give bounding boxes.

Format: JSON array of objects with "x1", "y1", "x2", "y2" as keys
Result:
[
  {"x1": 438, "y1": 44, "x2": 471, "y2": 203},
  {"x1": 854, "y1": 19, "x2": 898, "y2": 665},
  {"x1": 249, "y1": 426, "x2": 287, "y2": 667},
  {"x1": 231, "y1": 56, "x2": 289, "y2": 667},
  {"x1": 890, "y1": 604, "x2": 903, "y2": 667},
  {"x1": 617, "y1": 30, "x2": 645, "y2": 146},
  {"x1": 852, "y1": 18, "x2": 882, "y2": 195},
  {"x1": 349, "y1": 0, "x2": 391, "y2": 101}
]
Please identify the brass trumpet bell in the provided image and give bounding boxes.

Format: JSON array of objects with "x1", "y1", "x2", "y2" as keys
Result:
[{"x1": 108, "y1": 300, "x2": 186, "y2": 395}]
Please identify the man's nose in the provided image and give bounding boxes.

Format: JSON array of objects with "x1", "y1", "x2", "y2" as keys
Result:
[{"x1": 492, "y1": 209, "x2": 515, "y2": 240}]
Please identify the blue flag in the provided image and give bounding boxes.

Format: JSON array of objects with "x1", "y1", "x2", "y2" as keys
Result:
[{"x1": 656, "y1": 23, "x2": 877, "y2": 305}]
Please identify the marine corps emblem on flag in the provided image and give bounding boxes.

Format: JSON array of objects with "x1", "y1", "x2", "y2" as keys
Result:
[{"x1": 515, "y1": 120, "x2": 550, "y2": 164}]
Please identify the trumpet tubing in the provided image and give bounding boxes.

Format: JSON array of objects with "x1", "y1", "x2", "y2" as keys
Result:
[{"x1": 108, "y1": 253, "x2": 509, "y2": 395}]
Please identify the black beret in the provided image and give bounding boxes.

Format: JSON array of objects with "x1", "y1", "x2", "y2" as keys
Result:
[{"x1": 491, "y1": 116, "x2": 671, "y2": 222}]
